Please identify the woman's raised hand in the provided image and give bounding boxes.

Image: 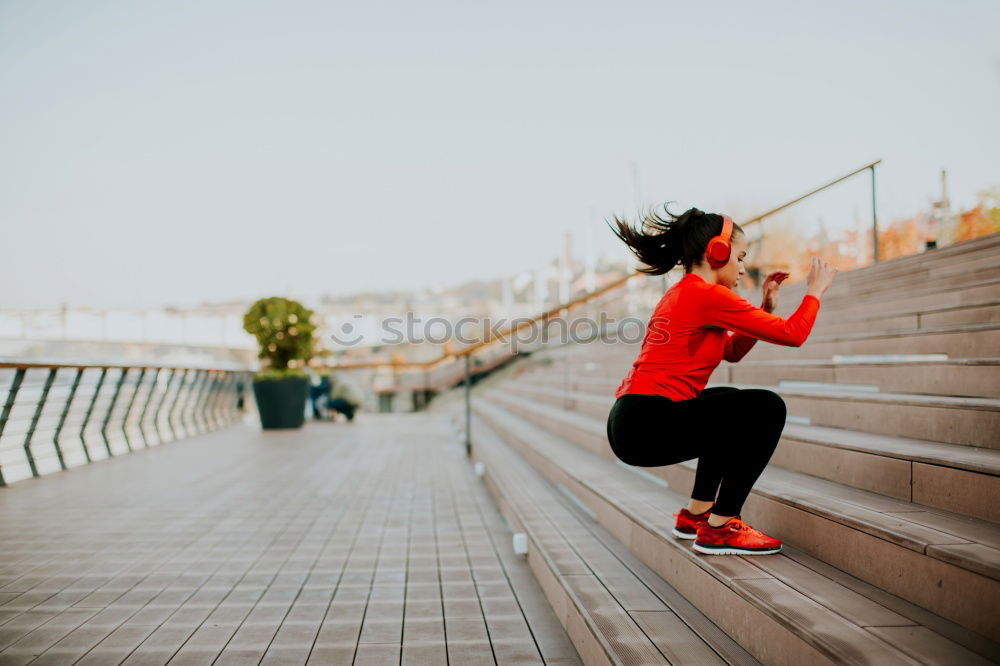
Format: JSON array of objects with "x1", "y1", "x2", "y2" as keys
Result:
[
  {"x1": 761, "y1": 271, "x2": 790, "y2": 313},
  {"x1": 806, "y1": 256, "x2": 839, "y2": 299}
]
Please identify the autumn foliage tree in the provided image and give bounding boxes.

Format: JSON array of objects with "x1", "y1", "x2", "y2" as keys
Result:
[{"x1": 953, "y1": 187, "x2": 1000, "y2": 242}]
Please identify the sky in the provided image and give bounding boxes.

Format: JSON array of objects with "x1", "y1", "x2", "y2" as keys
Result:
[{"x1": 2, "y1": 0, "x2": 998, "y2": 310}]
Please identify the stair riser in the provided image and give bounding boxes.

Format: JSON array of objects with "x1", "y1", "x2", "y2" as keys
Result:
[
  {"x1": 781, "y1": 395, "x2": 999, "y2": 449},
  {"x1": 486, "y1": 392, "x2": 1000, "y2": 637},
  {"x1": 775, "y1": 280, "x2": 1000, "y2": 318},
  {"x1": 654, "y1": 464, "x2": 1000, "y2": 639},
  {"x1": 770, "y1": 438, "x2": 911, "y2": 500},
  {"x1": 802, "y1": 235, "x2": 1000, "y2": 287},
  {"x1": 772, "y1": 244, "x2": 1000, "y2": 299},
  {"x1": 474, "y1": 407, "x2": 844, "y2": 666},
  {"x1": 748, "y1": 327, "x2": 1000, "y2": 360},
  {"x1": 811, "y1": 263, "x2": 1000, "y2": 303},
  {"x1": 523, "y1": 361, "x2": 1000, "y2": 402},
  {"x1": 912, "y1": 462, "x2": 1000, "y2": 524},
  {"x1": 727, "y1": 364, "x2": 1000, "y2": 400},
  {"x1": 810, "y1": 302, "x2": 1000, "y2": 335},
  {"x1": 815, "y1": 314, "x2": 918, "y2": 335},
  {"x1": 920, "y1": 302, "x2": 1000, "y2": 328},
  {"x1": 770, "y1": 438, "x2": 1000, "y2": 523},
  {"x1": 503, "y1": 382, "x2": 1000, "y2": 521},
  {"x1": 488, "y1": 392, "x2": 611, "y2": 460},
  {"x1": 505, "y1": 384, "x2": 610, "y2": 422},
  {"x1": 505, "y1": 382, "x2": 1000, "y2": 450}
]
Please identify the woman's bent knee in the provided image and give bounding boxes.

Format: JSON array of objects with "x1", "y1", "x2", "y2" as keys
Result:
[{"x1": 743, "y1": 389, "x2": 786, "y2": 419}]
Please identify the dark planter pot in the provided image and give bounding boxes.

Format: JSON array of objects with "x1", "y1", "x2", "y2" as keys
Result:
[{"x1": 252, "y1": 376, "x2": 309, "y2": 429}]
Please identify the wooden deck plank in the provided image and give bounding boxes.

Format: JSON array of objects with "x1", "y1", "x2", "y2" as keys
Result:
[{"x1": 0, "y1": 413, "x2": 577, "y2": 664}]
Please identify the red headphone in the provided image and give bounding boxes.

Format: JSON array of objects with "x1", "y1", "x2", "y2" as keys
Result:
[{"x1": 705, "y1": 214, "x2": 734, "y2": 269}]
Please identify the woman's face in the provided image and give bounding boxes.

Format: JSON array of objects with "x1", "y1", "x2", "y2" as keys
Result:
[{"x1": 718, "y1": 232, "x2": 748, "y2": 289}]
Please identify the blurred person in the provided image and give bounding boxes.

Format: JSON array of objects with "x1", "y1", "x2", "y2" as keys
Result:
[
  {"x1": 605, "y1": 206, "x2": 838, "y2": 555},
  {"x1": 326, "y1": 372, "x2": 363, "y2": 422},
  {"x1": 309, "y1": 373, "x2": 332, "y2": 420}
]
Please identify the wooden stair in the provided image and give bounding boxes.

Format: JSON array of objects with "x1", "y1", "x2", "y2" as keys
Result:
[{"x1": 457, "y1": 232, "x2": 1000, "y2": 664}]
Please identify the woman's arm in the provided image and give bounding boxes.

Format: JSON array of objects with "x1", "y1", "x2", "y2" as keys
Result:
[
  {"x1": 724, "y1": 332, "x2": 758, "y2": 362},
  {"x1": 703, "y1": 285, "x2": 821, "y2": 347}
]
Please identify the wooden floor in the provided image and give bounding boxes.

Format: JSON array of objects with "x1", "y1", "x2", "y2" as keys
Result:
[{"x1": 0, "y1": 412, "x2": 581, "y2": 665}]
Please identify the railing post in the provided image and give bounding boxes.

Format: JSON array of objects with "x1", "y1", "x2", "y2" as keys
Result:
[
  {"x1": 136, "y1": 368, "x2": 160, "y2": 448},
  {"x1": 154, "y1": 368, "x2": 178, "y2": 445},
  {"x1": 167, "y1": 369, "x2": 189, "y2": 441},
  {"x1": 53, "y1": 368, "x2": 83, "y2": 470},
  {"x1": 181, "y1": 370, "x2": 208, "y2": 437},
  {"x1": 196, "y1": 369, "x2": 214, "y2": 432},
  {"x1": 203, "y1": 371, "x2": 220, "y2": 430},
  {"x1": 871, "y1": 164, "x2": 879, "y2": 264},
  {"x1": 189, "y1": 370, "x2": 212, "y2": 435},
  {"x1": 101, "y1": 368, "x2": 128, "y2": 457},
  {"x1": 0, "y1": 368, "x2": 27, "y2": 486},
  {"x1": 214, "y1": 372, "x2": 233, "y2": 427},
  {"x1": 23, "y1": 368, "x2": 57, "y2": 478},
  {"x1": 203, "y1": 371, "x2": 223, "y2": 431},
  {"x1": 464, "y1": 354, "x2": 472, "y2": 457},
  {"x1": 119, "y1": 367, "x2": 147, "y2": 452},
  {"x1": 79, "y1": 367, "x2": 108, "y2": 463}
]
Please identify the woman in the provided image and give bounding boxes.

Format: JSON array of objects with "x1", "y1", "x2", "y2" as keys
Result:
[{"x1": 605, "y1": 206, "x2": 838, "y2": 555}]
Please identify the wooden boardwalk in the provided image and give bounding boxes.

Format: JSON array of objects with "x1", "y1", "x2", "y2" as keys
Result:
[{"x1": 0, "y1": 412, "x2": 581, "y2": 665}]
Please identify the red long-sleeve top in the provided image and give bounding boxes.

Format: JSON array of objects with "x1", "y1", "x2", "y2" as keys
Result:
[{"x1": 614, "y1": 273, "x2": 821, "y2": 401}]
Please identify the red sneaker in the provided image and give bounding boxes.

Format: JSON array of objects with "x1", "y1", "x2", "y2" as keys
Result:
[
  {"x1": 692, "y1": 516, "x2": 782, "y2": 555},
  {"x1": 671, "y1": 505, "x2": 714, "y2": 540}
]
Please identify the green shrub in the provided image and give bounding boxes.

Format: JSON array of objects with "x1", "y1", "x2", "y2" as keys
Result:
[
  {"x1": 243, "y1": 297, "x2": 317, "y2": 379},
  {"x1": 253, "y1": 368, "x2": 309, "y2": 382}
]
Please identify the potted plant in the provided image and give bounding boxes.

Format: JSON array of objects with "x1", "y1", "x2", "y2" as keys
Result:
[{"x1": 242, "y1": 296, "x2": 317, "y2": 429}]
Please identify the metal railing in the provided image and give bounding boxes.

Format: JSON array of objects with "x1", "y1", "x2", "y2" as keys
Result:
[
  {"x1": 742, "y1": 160, "x2": 881, "y2": 277},
  {"x1": 0, "y1": 361, "x2": 252, "y2": 486}
]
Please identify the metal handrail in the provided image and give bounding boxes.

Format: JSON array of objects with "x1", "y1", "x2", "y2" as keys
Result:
[
  {"x1": 0, "y1": 361, "x2": 253, "y2": 486},
  {"x1": 742, "y1": 160, "x2": 882, "y2": 274},
  {"x1": 0, "y1": 360, "x2": 250, "y2": 372},
  {"x1": 740, "y1": 160, "x2": 881, "y2": 228}
]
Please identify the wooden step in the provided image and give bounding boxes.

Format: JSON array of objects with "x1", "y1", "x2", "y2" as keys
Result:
[
  {"x1": 812, "y1": 263, "x2": 1000, "y2": 304},
  {"x1": 775, "y1": 277, "x2": 1000, "y2": 319},
  {"x1": 722, "y1": 358, "x2": 1000, "y2": 401},
  {"x1": 503, "y1": 370, "x2": 1000, "y2": 522},
  {"x1": 481, "y1": 389, "x2": 1000, "y2": 638},
  {"x1": 517, "y1": 356, "x2": 1000, "y2": 402},
  {"x1": 765, "y1": 232, "x2": 1000, "y2": 298},
  {"x1": 471, "y1": 396, "x2": 1000, "y2": 664},
  {"x1": 467, "y1": 410, "x2": 756, "y2": 665},
  {"x1": 746, "y1": 321, "x2": 1000, "y2": 361},
  {"x1": 744, "y1": 383, "x2": 999, "y2": 450},
  {"x1": 785, "y1": 251, "x2": 1000, "y2": 304},
  {"x1": 506, "y1": 378, "x2": 1000, "y2": 450},
  {"x1": 808, "y1": 300, "x2": 1000, "y2": 336},
  {"x1": 764, "y1": 422, "x2": 1000, "y2": 524}
]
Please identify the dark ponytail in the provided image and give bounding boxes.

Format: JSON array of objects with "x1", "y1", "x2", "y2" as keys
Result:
[{"x1": 607, "y1": 205, "x2": 743, "y2": 275}]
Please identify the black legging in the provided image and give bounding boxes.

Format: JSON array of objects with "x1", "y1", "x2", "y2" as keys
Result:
[{"x1": 606, "y1": 386, "x2": 787, "y2": 517}]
